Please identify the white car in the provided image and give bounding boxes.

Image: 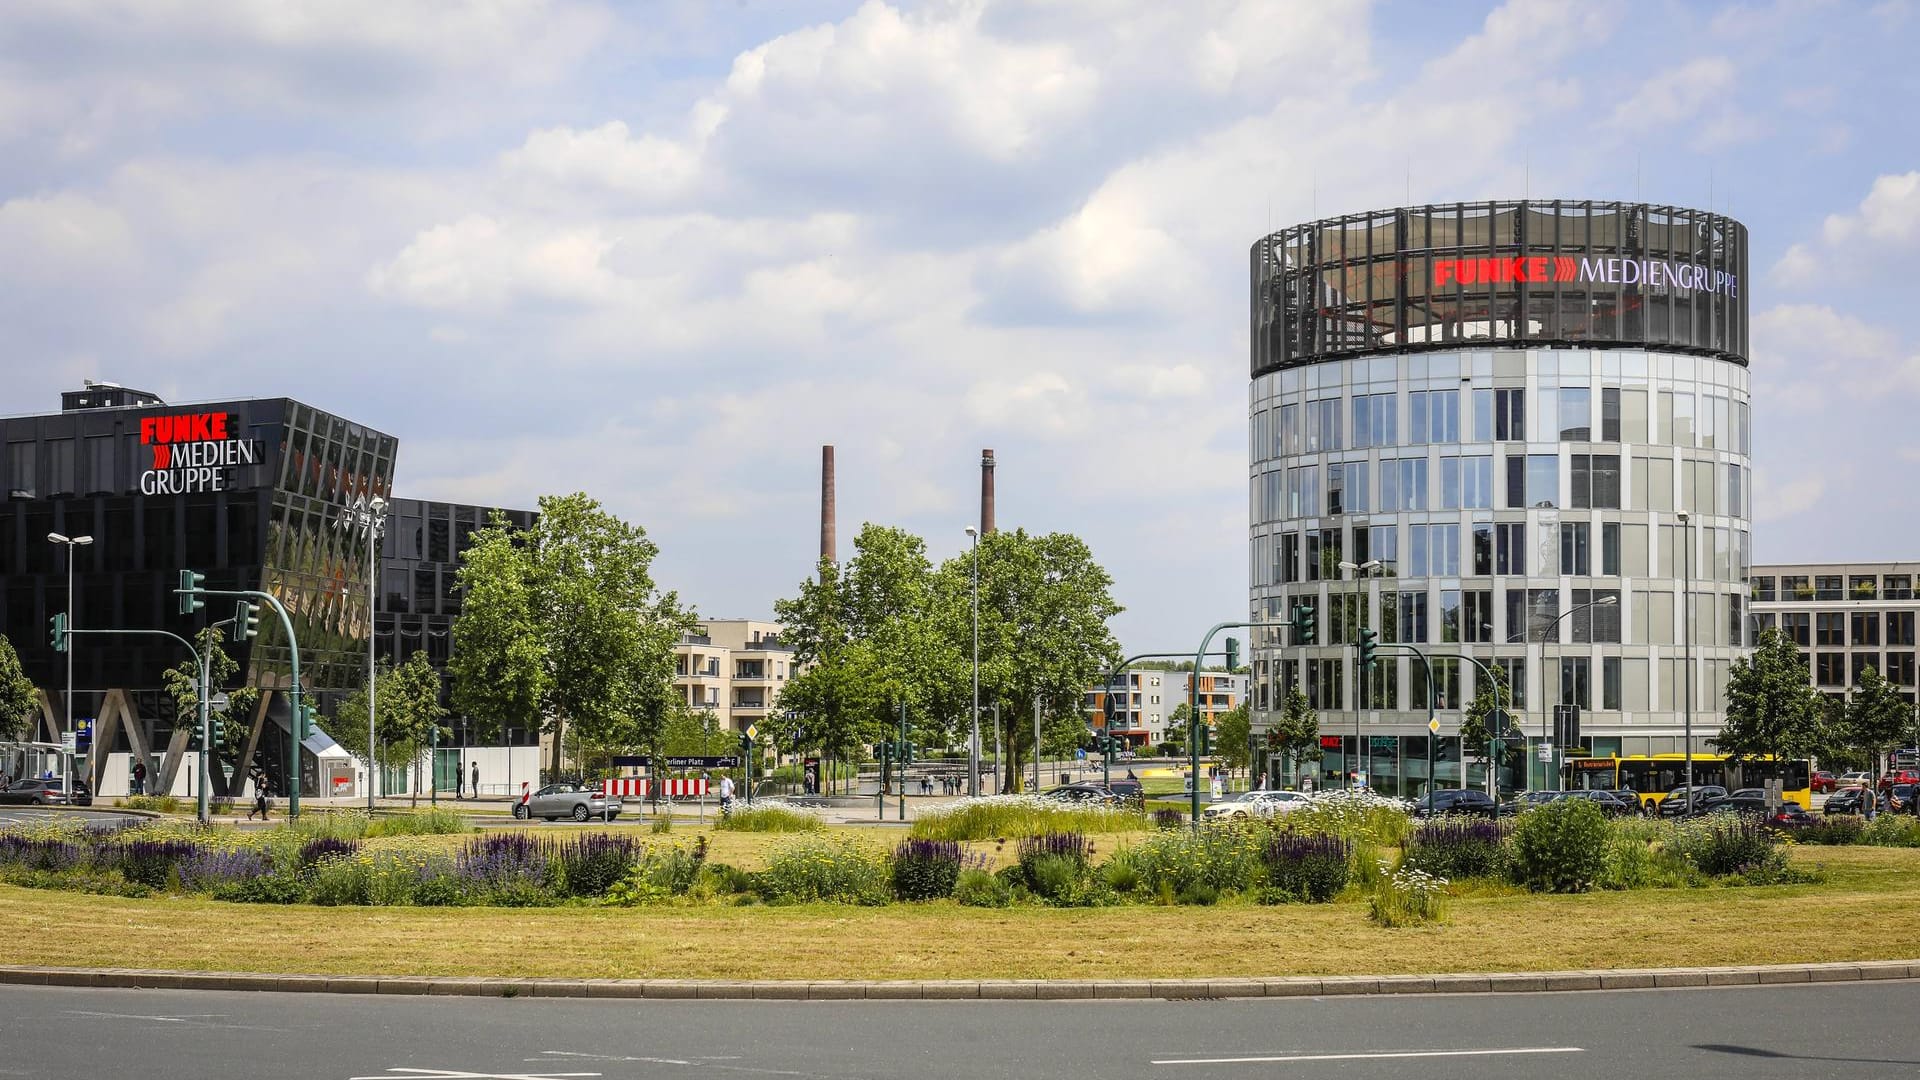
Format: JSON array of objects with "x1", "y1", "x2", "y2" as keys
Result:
[{"x1": 1201, "y1": 790, "x2": 1314, "y2": 820}]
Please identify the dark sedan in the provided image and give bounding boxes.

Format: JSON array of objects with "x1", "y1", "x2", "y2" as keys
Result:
[
  {"x1": 1562, "y1": 789, "x2": 1640, "y2": 817},
  {"x1": 1657, "y1": 786, "x2": 1729, "y2": 817},
  {"x1": 0, "y1": 778, "x2": 92, "y2": 806},
  {"x1": 1497, "y1": 790, "x2": 1564, "y2": 817},
  {"x1": 1824, "y1": 787, "x2": 1867, "y2": 815},
  {"x1": 1886, "y1": 783, "x2": 1915, "y2": 814},
  {"x1": 1413, "y1": 788, "x2": 1498, "y2": 818}
]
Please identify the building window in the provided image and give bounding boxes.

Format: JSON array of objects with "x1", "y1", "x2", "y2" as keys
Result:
[
  {"x1": 1352, "y1": 393, "x2": 1395, "y2": 449},
  {"x1": 1498, "y1": 656, "x2": 1527, "y2": 710},
  {"x1": 1412, "y1": 657, "x2": 1462, "y2": 711},
  {"x1": 1888, "y1": 611, "x2": 1916, "y2": 648},
  {"x1": 1507, "y1": 454, "x2": 1558, "y2": 508},
  {"x1": 1494, "y1": 523, "x2": 1525, "y2": 576},
  {"x1": 1815, "y1": 613, "x2": 1845, "y2": 647},
  {"x1": 1601, "y1": 657, "x2": 1622, "y2": 710},
  {"x1": 1306, "y1": 398, "x2": 1343, "y2": 452},
  {"x1": 1442, "y1": 455, "x2": 1493, "y2": 510},
  {"x1": 1853, "y1": 611, "x2": 1881, "y2": 647},
  {"x1": 1494, "y1": 388, "x2": 1526, "y2": 441},
  {"x1": 1887, "y1": 652, "x2": 1916, "y2": 686},
  {"x1": 1278, "y1": 533, "x2": 1300, "y2": 584},
  {"x1": 1852, "y1": 652, "x2": 1881, "y2": 687},
  {"x1": 1753, "y1": 576, "x2": 1776, "y2": 602},
  {"x1": 1411, "y1": 390, "x2": 1459, "y2": 444},
  {"x1": 46, "y1": 438, "x2": 75, "y2": 498},
  {"x1": 1573, "y1": 588, "x2": 1621, "y2": 643},
  {"x1": 1601, "y1": 389, "x2": 1622, "y2": 442},
  {"x1": 1559, "y1": 657, "x2": 1591, "y2": 710},
  {"x1": 1399, "y1": 592, "x2": 1428, "y2": 643},
  {"x1": 1472, "y1": 388, "x2": 1493, "y2": 441},
  {"x1": 1815, "y1": 653, "x2": 1846, "y2": 686},
  {"x1": 1885, "y1": 575, "x2": 1914, "y2": 600},
  {"x1": 1381, "y1": 457, "x2": 1427, "y2": 511},
  {"x1": 1780, "y1": 575, "x2": 1811, "y2": 599},
  {"x1": 1571, "y1": 454, "x2": 1621, "y2": 509},
  {"x1": 1600, "y1": 522, "x2": 1621, "y2": 576},
  {"x1": 1471, "y1": 523, "x2": 1493, "y2": 576},
  {"x1": 1367, "y1": 525, "x2": 1398, "y2": 576},
  {"x1": 1560, "y1": 523, "x2": 1590, "y2": 575},
  {"x1": 1814, "y1": 576, "x2": 1843, "y2": 600},
  {"x1": 1850, "y1": 574, "x2": 1877, "y2": 599},
  {"x1": 1556, "y1": 387, "x2": 1592, "y2": 440},
  {"x1": 1463, "y1": 590, "x2": 1495, "y2": 644},
  {"x1": 1781, "y1": 611, "x2": 1811, "y2": 647},
  {"x1": 1409, "y1": 524, "x2": 1459, "y2": 577},
  {"x1": 1439, "y1": 589, "x2": 1462, "y2": 642}
]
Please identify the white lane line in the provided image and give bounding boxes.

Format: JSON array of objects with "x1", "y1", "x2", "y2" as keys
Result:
[
  {"x1": 347, "y1": 1069, "x2": 601, "y2": 1080},
  {"x1": 1152, "y1": 1046, "x2": 1585, "y2": 1065}
]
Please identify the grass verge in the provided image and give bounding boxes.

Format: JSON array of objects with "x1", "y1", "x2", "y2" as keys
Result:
[{"x1": 0, "y1": 846, "x2": 1911, "y2": 981}]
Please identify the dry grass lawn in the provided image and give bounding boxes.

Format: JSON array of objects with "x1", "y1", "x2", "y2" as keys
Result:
[{"x1": 1, "y1": 844, "x2": 1913, "y2": 980}]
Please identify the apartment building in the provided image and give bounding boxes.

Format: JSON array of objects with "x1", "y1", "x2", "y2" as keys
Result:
[
  {"x1": 1085, "y1": 668, "x2": 1248, "y2": 748},
  {"x1": 673, "y1": 618, "x2": 800, "y2": 734},
  {"x1": 1750, "y1": 563, "x2": 1919, "y2": 704}
]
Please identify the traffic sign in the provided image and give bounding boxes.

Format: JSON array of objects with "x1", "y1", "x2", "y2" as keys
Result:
[
  {"x1": 74, "y1": 717, "x2": 93, "y2": 751},
  {"x1": 1427, "y1": 717, "x2": 1441, "y2": 734},
  {"x1": 745, "y1": 723, "x2": 759, "y2": 741},
  {"x1": 208, "y1": 693, "x2": 230, "y2": 710},
  {"x1": 1537, "y1": 741, "x2": 1554, "y2": 762},
  {"x1": 61, "y1": 733, "x2": 76, "y2": 753}
]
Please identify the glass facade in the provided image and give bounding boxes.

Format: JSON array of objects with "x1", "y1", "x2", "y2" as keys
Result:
[
  {"x1": 1250, "y1": 210, "x2": 1753, "y2": 797},
  {"x1": 1252, "y1": 201, "x2": 1749, "y2": 378}
]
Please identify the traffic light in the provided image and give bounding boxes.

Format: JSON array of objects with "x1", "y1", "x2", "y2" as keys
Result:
[
  {"x1": 48, "y1": 613, "x2": 67, "y2": 653},
  {"x1": 1292, "y1": 602, "x2": 1316, "y2": 645},
  {"x1": 1198, "y1": 720, "x2": 1212, "y2": 757},
  {"x1": 740, "y1": 731, "x2": 754, "y2": 757},
  {"x1": 1224, "y1": 636, "x2": 1240, "y2": 670},
  {"x1": 177, "y1": 569, "x2": 206, "y2": 614},
  {"x1": 234, "y1": 600, "x2": 261, "y2": 641},
  {"x1": 1102, "y1": 691, "x2": 1117, "y2": 725},
  {"x1": 1358, "y1": 627, "x2": 1378, "y2": 669}
]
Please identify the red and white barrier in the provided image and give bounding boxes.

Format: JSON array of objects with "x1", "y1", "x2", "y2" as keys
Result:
[{"x1": 592, "y1": 778, "x2": 710, "y2": 798}]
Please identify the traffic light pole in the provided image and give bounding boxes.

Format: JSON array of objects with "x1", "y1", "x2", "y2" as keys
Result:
[
  {"x1": 899, "y1": 700, "x2": 908, "y2": 822},
  {"x1": 1424, "y1": 650, "x2": 1508, "y2": 798},
  {"x1": 63, "y1": 628, "x2": 206, "y2": 823},
  {"x1": 1189, "y1": 623, "x2": 1253, "y2": 825},
  {"x1": 1371, "y1": 644, "x2": 1432, "y2": 796},
  {"x1": 179, "y1": 581, "x2": 307, "y2": 817},
  {"x1": 1095, "y1": 650, "x2": 1233, "y2": 790}
]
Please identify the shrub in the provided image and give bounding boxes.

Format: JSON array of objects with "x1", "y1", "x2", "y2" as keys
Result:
[
  {"x1": 288, "y1": 810, "x2": 372, "y2": 842},
  {"x1": 111, "y1": 839, "x2": 199, "y2": 889},
  {"x1": 298, "y1": 837, "x2": 360, "y2": 873},
  {"x1": 754, "y1": 835, "x2": 890, "y2": 905},
  {"x1": 910, "y1": 796, "x2": 1145, "y2": 841},
  {"x1": 555, "y1": 833, "x2": 641, "y2": 897},
  {"x1": 716, "y1": 804, "x2": 825, "y2": 833},
  {"x1": 1509, "y1": 799, "x2": 1609, "y2": 893},
  {"x1": 212, "y1": 872, "x2": 308, "y2": 904},
  {"x1": 1404, "y1": 819, "x2": 1509, "y2": 881},
  {"x1": 1368, "y1": 864, "x2": 1449, "y2": 927},
  {"x1": 1129, "y1": 824, "x2": 1266, "y2": 899},
  {"x1": 953, "y1": 867, "x2": 1013, "y2": 907},
  {"x1": 177, "y1": 846, "x2": 272, "y2": 892},
  {"x1": 1671, "y1": 816, "x2": 1773, "y2": 876},
  {"x1": 1281, "y1": 790, "x2": 1413, "y2": 846},
  {"x1": 0, "y1": 836, "x2": 83, "y2": 872},
  {"x1": 120, "y1": 795, "x2": 182, "y2": 813},
  {"x1": 1262, "y1": 832, "x2": 1351, "y2": 902},
  {"x1": 1016, "y1": 831, "x2": 1090, "y2": 878},
  {"x1": 605, "y1": 839, "x2": 710, "y2": 905},
  {"x1": 1099, "y1": 847, "x2": 1142, "y2": 894},
  {"x1": 412, "y1": 871, "x2": 468, "y2": 907},
  {"x1": 650, "y1": 816, "x2": 673, "y2": 835},
  {"x1": 1860, "y1": 814, "x2": 1920, "y2": 848},
  {"x1": 1796, "y1": 816, "x2": 1865, "y2": 846},
  {"x1": 366, "y1": 808, "x2": 469, "y2": 837},
  {"x1": 456, "y1": 833, "x2": 556, "y2": 893},
  {"x1": 892, "y1": 838, "x2": 964, "y2": 901},
  {"x1": 1151, "y1": 809, "x2": 1186, "y2": 830}
]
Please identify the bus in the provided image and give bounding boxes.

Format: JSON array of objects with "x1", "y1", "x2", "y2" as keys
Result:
[{"x1": 1562, "y1": 753, "x2": 1812, "y2": 811}]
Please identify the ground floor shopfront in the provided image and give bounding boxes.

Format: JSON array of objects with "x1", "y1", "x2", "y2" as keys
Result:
[{"x1": 1254, "y1": 729, "x2": 1721, "y2": 797}]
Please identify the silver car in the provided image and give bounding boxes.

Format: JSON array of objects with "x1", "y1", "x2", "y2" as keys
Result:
[
  {"x1": 1201, "y1": 790, "x2": 1314, "y2": 820},
  {"x1": 514, "y1": 782, "x2": 621, "y2": 822}
]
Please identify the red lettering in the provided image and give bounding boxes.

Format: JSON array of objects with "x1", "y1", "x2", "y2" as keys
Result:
[
  {"x1": 140, "y1": 417, "x2": 155, "y2": 444},
  {"x1": 1554, "y1": 256, "x2": 1577, "y2": 280},
  {"x1": 1504, "y1": 257, "x2": 1526, "y2": 282},
  {"x1": 210, "y1": 413, "x2": 228, "y2": 440},
  {"x1": 1434, "y1": 260, "x2": 1459, "y2": 287},
  {"x1": 1527, "y1": 257, "x2": 1547, "y2": 281},
  {"x1": 189, "y1": 414, "x2": 209, "y2": 441}
]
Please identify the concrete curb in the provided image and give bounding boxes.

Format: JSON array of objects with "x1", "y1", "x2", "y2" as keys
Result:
[{"x1": 1, "y1": 960, "x2": 1912, "y2": 1001}]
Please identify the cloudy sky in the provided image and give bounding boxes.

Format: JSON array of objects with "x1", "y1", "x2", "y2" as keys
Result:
[{"x1": 3, "y1": 0, "x2": 1918, "y2": 653}]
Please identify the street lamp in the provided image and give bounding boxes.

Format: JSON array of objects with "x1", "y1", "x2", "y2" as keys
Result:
[
  {"x1": 1678, "y1": 511, "x2": 1694, "y2": 803},
  {"x1": 1337, "y1": 559, "x2": 1381, "y2": 789},
  {"x1": 1534, "y1": 593, "x2": 1618, "y2": 791},
  {"x1": 47, "y1": 532, "x2": 93, "y2": 789},
  {"x1": 337, "y1": 496, "x2": 387, "y2": 810},
  {"x1": 965, "y1": 525, "x2": 980, "y2": 798}
]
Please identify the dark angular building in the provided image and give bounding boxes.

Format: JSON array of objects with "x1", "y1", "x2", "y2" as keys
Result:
[{"x1": 2, "y1": 384, "x2": 540, "y2": 800}]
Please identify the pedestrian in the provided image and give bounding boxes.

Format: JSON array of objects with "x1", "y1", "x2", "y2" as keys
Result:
[
  {"x1": 719, "y1": 773, "x2": 735, "y2": 816},
  {"x1": 453, "y1": 760, "x2": 463, "y2": 799},
  {"x1": 1863, "y1": 784, "x2": 1878, "y2": 821},
  {"x1": 246, "y1": 772, "x2": 271, "y2": 821},
  {"x1": 470, "y1": 761, "x2": 480, "y2": 798},
  {"x1": 131, "y1": 761, "x2": 147, "y2": 796}
]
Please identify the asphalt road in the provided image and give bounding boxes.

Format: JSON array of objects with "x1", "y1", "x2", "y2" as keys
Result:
[
  {"x1": 0, "y1": 806, "x2": 142, "y2": 829},
  {"x1": 0, "y1": 981, "x2": 1912, "y2": 1080}
]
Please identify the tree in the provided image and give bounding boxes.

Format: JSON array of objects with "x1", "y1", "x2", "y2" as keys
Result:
[
  {"x1": 934, "y1": 528, "x2": 1122, "y2": 792},
  {"x1": 1844, "y1": 664, "x2": 1913, "y2": 782},
  {"x1": 382, "y1": 652, "x2": 450, "y2": 806},
  {"x1": 160, "y1": 627, "x2": 259, "y2": 766},
  {"x1": 1216, "y1": 702, "x2": 1251, "y2": 773},
  {"x1": 0, "y1": 638, "x2": 38, "y2": 743},
  {"x1": 1161, "y1": 702, "x2": 1192, "y2": 757},
  {"x1": 1266, "y1": 686, "x2": 1320, "y2": 786},
  {"x1": 450, "y1": 494, "x2": 696, "y2": 777},
  {"x1": 1459, "y1": 665, "x2": 1516, "y2": 769},
  {"x1": 1714, "y1": 628, "x2": 1825, "y2": 766}
]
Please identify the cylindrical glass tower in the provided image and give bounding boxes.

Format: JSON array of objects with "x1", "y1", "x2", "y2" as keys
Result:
[{"x1": 1248, "y1": 201, "x2": 1751, "y2": 796}]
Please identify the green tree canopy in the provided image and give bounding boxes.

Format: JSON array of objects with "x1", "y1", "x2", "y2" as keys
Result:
[
  {"x1": 1844, "y1": 664, "x2": 1914, "y2": 779},
  {"x1": 160, "y1": 627, "x2": 259, "y2": 762},
  {"x1": 1713, "y1": 628, "x2": 1825, "y2": 765},
  {"x1": 450, "y1": 494, "x2": 695, "y2": 776},
  {"x1": 1216, "y1": 702, "x2": 1251, "y2": 771},
  {"x1": 0, "y1": 637, "x2": 39, "y2": 743},
  {"x1": 1459, "y1": 665, "x2": 1516, "y2": 768},
  {"x1": 1266, "y1": 686, "x2": 1320, "y2": 785}
]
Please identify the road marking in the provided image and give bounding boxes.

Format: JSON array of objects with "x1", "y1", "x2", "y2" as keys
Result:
[
  {"x1": 347, "y1": 1060, "x2": 599, "y2": 1068},
  {"x1": 1152, "y1": 1046, "x2": 1585, "y2": 1065}
]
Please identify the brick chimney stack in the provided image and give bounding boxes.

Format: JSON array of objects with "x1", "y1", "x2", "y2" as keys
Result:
[
  {"x1": 820, "y1": 445, "x2": 837, "y2": 565},
  {"x1": 980, "y1": 448, "x2": 996, "y2": 535}
]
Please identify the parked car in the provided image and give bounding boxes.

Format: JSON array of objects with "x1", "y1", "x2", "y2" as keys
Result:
[
  {"x1": 1497, "y1": 790, "x2": 1564, "y2": 817},
  {"x1": 513, "y1": 782, "x2": 620, "y2": 821},
  {"x1": 1811, "y1": 770, "x2": 1838, "y2": 794},
  {"x1": 1104, "y1": 778, "x2": 1145, "y2": 806},
  {"x1": 1766, "y1": 802, "x2": 1816, "y2": 831},
  {"x1": 1201, "y1": 790, "x2": 1313, "y2": 821},
  {"x1": 1838, "y1": 771, "x2": 1872, "y2": 788},
  {"x1": 1700, "y1": 789, "x2": 1769, "y2": 818},
  {"x1": 1039, "y1": 782, "x2": 1120, "y2": 805},
  {"x1": 0, "y1": 777, "x2": 92, "y2": 806},
  {"x1": 1561, "y1": 789, "x2": 1640, "y2": 817},
  {"x1": 1657, "y1": 785, "x2": 1729, "y2": 817},
  {"x1": 1885, "y1": 783, "x2": 1915, "y2": 814},
  {"x1": 1877, "y1": 770, "x2": 1920, "y2": 794},
  {"x1": 1413, "y1": 788, "x2": 1498, "y2": 818},
  {"x1": 1824, "y1": 786, "x2": 1867, "y2": 815}
]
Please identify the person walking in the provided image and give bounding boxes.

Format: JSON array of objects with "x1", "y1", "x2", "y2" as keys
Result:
[
  {"x1": 246, "y1": 771, "x2": 271, "y2": 821},
  {"x1": 719, "y1": 773, "x2": 735, "y2": 816},
  {"x1": 1863, "y1": 783, "x2": 1878, "y2": 821},
  {"x1": 470, "y1": 761, "x2": 480, "y2": 799},
  {"x1": 131, "y1": 761, "x2": 147, "y2": 796},
  {"x1": 452, "y1": 760, "x2": 463, "y2": 799}
]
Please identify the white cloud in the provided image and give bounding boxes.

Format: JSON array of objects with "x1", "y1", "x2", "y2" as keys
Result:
[
  {"x1": 367, "y1": 215, "x2": 623, "y2": 311},
  {"x1": 1605, "y1": 56, "x2": 1742, "y2": 131},
  {"x1": 1821, "y1": 170, "x2": 1920, "y2": 246},
  {"x1": 501, "y1": 121, "x2": 707, "y2": 203},
  {"x1": 1752, "y1": 472, "x2": 1825, "y2": 523}
]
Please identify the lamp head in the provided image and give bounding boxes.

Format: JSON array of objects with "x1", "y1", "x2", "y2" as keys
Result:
[
  {"x1": 1599, "y1": 595, "x2": 1619, "y2": 605},
  {"x1": 46, "y1": 532, "x2": 67, "y2": 544},
  {"x1": 370, "y1": 495, "x2": 387, "y2": 513},
  {"x1": 965, "y1": 526, "x2": 978, "y2": 537}
]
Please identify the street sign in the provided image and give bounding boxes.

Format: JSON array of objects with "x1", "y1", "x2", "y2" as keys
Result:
[
  {"x1": 608, "y1": 755, "x2": 741, "y2": 769},
  {"x1": 745, "y1": 724, "x2": 759, "y2": 741},
  {"x1": 1537, "y1": 741, "x2": 1554, "y2": 762},
  {"x1": 61, "y1": 732, "x2": 76, "y2": 753},
  {"x1": 73, "y1": 717, "x2": 93, "y2": 751},
  {"x1": 1427, "y1": 718, "x2": 1441, "y2": 734},
  {"x1": 208, "y1": 693, "x2": 230, "y2": 710}
]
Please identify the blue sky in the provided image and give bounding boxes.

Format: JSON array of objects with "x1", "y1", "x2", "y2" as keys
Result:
[{"x1": 3, "y1": 0, "x2": 1918, "y2": 654}]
